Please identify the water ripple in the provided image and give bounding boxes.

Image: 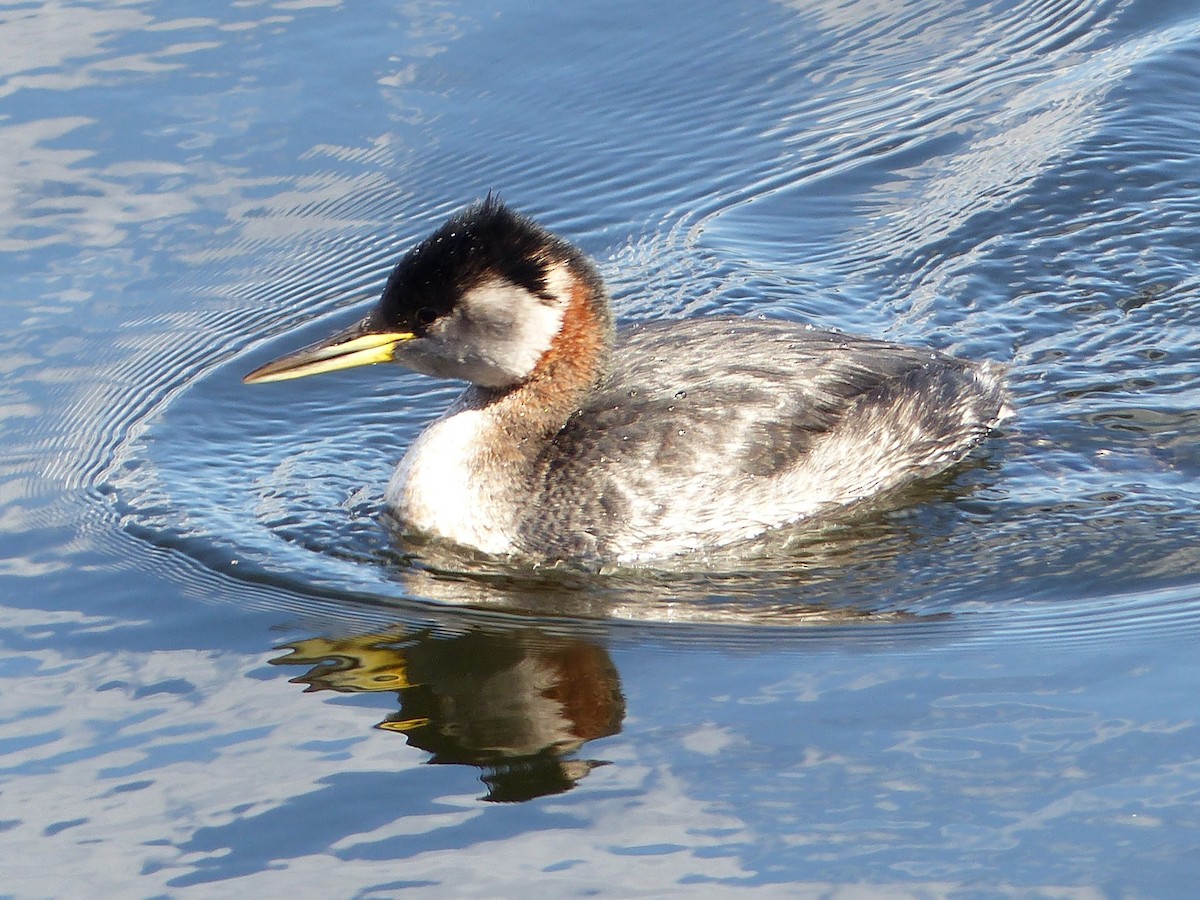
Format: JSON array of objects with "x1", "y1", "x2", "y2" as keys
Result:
[{"x1": 7, "y1": 0, "x2": 1200, "y2": 653}]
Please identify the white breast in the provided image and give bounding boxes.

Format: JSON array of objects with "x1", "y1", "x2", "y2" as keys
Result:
[{"x1": 384, "y1": 405, "x2": 518, "y2": 555}]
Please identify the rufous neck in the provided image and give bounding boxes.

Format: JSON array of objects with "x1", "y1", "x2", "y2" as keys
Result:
[{"x1": 465, "y1": 273, "x2": 613, "y2": 435}]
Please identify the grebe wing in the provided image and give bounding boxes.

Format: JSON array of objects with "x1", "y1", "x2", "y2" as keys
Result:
[{"x1": 521, "y1": 317, "x2": 1004, "y2": 559}]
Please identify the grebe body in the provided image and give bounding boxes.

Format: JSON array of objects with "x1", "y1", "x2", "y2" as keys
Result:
[{"x1": 245, "y1": 198, "x2": 1008, "y2": 564}]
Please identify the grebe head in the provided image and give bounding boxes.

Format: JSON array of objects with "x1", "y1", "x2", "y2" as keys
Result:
[{"x1": 244, "y1": 196, "x2": 610, "y2": 389}]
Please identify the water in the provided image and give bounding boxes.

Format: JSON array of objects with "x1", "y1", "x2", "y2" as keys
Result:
[{"x1": 3, "y1": 0, "x2": 1200, "y2": 893}]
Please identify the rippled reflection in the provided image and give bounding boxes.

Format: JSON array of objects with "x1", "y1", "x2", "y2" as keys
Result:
[
  {"x1": 272, "y1": 626, "x2": 624, "y2": 802},
  {"x1": 5, "y1": 0, "x2": 1200, "y2": 891}
]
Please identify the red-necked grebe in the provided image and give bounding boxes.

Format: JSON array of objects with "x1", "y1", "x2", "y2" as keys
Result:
[{"x1": 245, "y1": 197, "x2": 1009, "y2": 564}]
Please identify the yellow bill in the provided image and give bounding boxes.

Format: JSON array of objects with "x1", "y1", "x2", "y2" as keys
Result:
[
  {"x1": 377, "y1": 717, "x2": 431, "y2": 733},
  {"x1": 243, "y1": 329, "x2": 415, "y2": 384}
]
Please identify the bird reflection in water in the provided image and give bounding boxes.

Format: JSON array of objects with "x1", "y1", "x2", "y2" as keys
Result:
[{"x1": 271, "y1": 627, "x2": 624, "y2": 802}]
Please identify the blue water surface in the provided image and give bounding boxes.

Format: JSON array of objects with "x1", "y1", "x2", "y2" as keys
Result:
[{"x1": 4, "y1": 0, "x2": 1200, "y2": 894}]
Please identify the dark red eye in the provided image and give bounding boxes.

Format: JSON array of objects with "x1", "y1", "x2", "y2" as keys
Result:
[{"x1": 415, "y1": 307, "x2": 438, "y2": 326}]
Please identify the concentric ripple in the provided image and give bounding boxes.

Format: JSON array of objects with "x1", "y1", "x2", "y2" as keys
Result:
[{"x1": 15, "y1": 0, "x2": 1200, "y2": 648}]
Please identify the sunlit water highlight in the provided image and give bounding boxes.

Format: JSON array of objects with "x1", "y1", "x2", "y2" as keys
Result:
[{"x1": 4, "y1": 0, "x2": 1200, "y2": 894}]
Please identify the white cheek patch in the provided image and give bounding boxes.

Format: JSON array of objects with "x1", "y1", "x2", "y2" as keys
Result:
[
  {"x1": 457, "y1": 267, "x2": 571, "y2": 381},
  {"x1": 542, "y1": 261, "x2": 573, "y2": 306}
]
